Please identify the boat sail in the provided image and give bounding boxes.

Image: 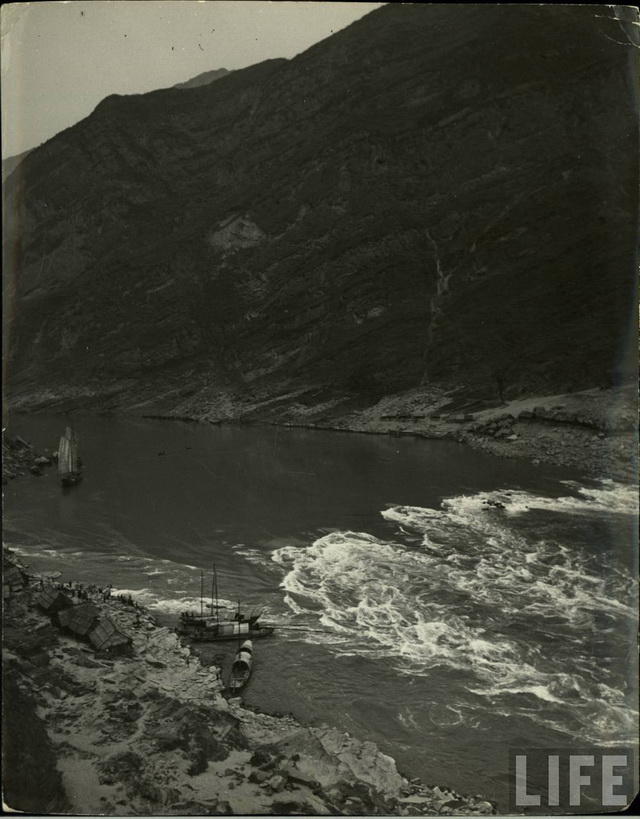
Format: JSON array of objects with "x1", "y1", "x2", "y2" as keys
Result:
[{"x1": 58, "y1": 426, "x2": 82, "y2": 486}]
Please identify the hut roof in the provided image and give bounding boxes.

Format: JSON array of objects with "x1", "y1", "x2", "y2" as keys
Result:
[
  {"x1": 36, "y1": 587, "x2": 73, "y2": 613},
  {"x1": 88, "y1": 617, "x2": 131, "y2": 653},
  {"x1": 3, "y1": 565, "x2": 28, "y2": 592},
  {"x1": 56, "y1": 601, "x2": 101, "y2": 636}
]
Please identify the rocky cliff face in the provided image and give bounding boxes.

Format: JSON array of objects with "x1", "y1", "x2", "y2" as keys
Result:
[{"x1": 4, "y1": 5, "x2": 638, "y2": 420}]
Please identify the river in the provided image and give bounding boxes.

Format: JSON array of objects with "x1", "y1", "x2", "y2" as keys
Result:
[{"x1": 3, "y1": 414, "x2": 638, "y2": 809}]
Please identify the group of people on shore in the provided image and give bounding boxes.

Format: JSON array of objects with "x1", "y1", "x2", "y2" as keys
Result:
[{"x1": 39, "y1": 577, "x2": 145, "y2": 609}]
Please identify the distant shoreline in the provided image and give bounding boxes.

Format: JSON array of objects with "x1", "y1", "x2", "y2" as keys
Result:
[
  {"x1": 5, "y1": 393, "x2": 636, "y2": 491},
  {"x1": 5, "y1": 382, "x2": 637, "y2": 489}
]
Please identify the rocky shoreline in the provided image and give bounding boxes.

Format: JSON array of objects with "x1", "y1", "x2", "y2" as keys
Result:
[
  {"x1": 3, "y1": 549, "x2": 496, "y2": 816},
  {"x1": 305, "y1": 384, "x2": 637, "y2": 483},
  {"x1": 2, "y1": 434, "x2": 53, "y2": 483}
]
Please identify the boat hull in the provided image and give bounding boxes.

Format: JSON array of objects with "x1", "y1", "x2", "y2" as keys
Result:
[
  {"x1": 228, "y1": 674, "x2": 250, "y2": 692},
  {"x1": 61, "y1": 472, "x2": 83, "y2": 487},
  {"x1": 178, "y1": 625, "x2": 274, "y2": 642},
  {"x1": 229, "y1": 640, "x2": 253, "y2": 692}
]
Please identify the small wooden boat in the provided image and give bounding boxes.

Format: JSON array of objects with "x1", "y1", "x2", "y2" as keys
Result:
[
  {"x1": 228, "y1": 640, "x2": 253, "y2": 692},
  {"x1": 58, "y1": 426, "x2": 82, "y2": 487}
]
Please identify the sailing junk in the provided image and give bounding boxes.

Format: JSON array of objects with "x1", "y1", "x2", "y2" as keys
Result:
[
  {"x1": 176, "y1": 566, "x2": 274, "y2": 642},
  {"x1": 58, "y1": 426, "x2": 82, "y2": 486},
  {"x1": 180, "y1": 615, "x2": 274, "y2": 642}
]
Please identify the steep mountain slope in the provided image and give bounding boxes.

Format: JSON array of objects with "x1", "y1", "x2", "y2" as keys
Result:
[{"x1": 4, "y1": 4, "x2": 638, "y2": 420}]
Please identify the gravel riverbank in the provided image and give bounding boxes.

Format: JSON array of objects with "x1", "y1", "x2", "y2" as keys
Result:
[{"x1": 300, "y1": 385, "x2": 637, "y2": 483}]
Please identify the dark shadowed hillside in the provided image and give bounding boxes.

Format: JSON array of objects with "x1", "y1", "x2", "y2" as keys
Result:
[{"x1": 4, "y1": 4, "x2": 638, "y2": 421}]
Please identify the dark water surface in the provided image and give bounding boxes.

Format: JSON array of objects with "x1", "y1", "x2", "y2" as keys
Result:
[{"x1": 4, "y1": 415, "x2": 638, "y2": 809}]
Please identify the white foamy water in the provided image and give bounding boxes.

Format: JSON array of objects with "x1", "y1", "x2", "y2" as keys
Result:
[
  {"x1": 273, "y1": 480, "x2": 638, "y2": 746},
  {"x1": 5, "y1": 542, "x2": 240, "y2": 617},
  {"x1": 468, "y1": 479, "x2": 639, "y2": 517}
]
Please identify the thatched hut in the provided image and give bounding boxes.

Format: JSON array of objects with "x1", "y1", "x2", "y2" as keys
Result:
[
  {"x1": 36, "y1": 587, "x2": 73, "y2": 614},
  {"x1": 3, "y1": 565, "x2": 29, "y2": 602},
  {"x1": 88, "y1": 617, "x2": 132, "y2": 656},
  {"x1": 55, "y1": 601, "x2": 100, "y2": 638}
]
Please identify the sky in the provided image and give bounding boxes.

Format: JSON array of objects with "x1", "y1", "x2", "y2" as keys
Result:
[{"x1": 1, "y1": 0, "x2": 381, "y2": 159}]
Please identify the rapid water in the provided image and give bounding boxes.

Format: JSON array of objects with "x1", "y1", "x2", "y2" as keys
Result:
[{"x1": 3, "y1": 415, "x2": 637, "y2": 809}]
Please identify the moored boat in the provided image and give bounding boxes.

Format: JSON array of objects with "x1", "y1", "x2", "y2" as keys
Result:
[
  {"x1": 228, "y1": 640, "x2": 253, "y2": 692},
  {"x1": 176, "y1": 565, "x2": 274, "y2": 642},
  {"x1": 187, "y1": 621, "x2": 274, "y2": 642}
]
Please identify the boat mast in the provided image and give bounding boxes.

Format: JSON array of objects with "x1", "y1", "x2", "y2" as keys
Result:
[
  {"x1": 69, "y1": 429, "x2": 78, "y2": 474},
  {"x1": 213, "y1": 564, "x2": 219, "y2": 625}
]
